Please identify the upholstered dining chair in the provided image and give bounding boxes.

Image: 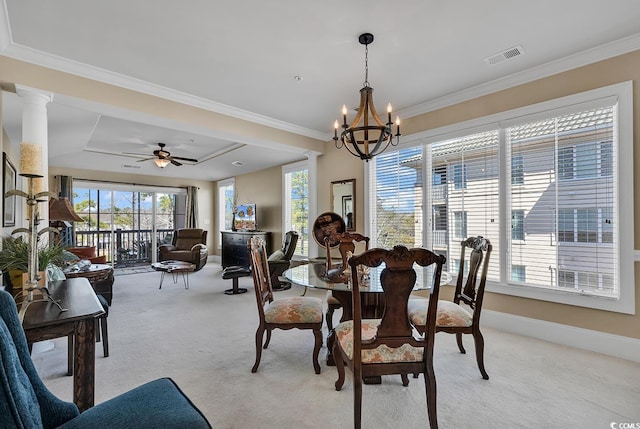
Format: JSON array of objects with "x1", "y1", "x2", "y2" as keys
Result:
[
  {"x1": 324, "y1": 232, "x2": 370, "y2": 331},
  {"x1": 0, "y1": 289, "x2": 211, "y2": 429},
  {"x1": 267, "y1": 230, "x2": 299, "y2": 291},
  {"x1": 333, "y1": 245, "x2": 445, "y2": 429},
  {"x1": 408, "y1": 236, "x2": 492, "y2": 380},
  {"x1": 248, "y1": 236, "x2": 324, "y2": 374}
]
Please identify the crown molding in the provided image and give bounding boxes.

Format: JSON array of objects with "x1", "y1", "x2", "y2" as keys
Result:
[
  {"x1": 399, "y1": 32, "x2": 640, "y2": 119},
  {"x1": 0, "y1": 27, "x2": 329, "y2": 142},
  {"x1": 0, "y1": 0, "x2": 12, "y2": 52}
]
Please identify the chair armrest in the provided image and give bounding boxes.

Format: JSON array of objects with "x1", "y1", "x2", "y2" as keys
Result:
[
  {"x1": 190, "y1": 243, "x2": 207, "y2": 254},
  {"x1": 159, "y1": 244, "x2": 177, "y2": 254}
]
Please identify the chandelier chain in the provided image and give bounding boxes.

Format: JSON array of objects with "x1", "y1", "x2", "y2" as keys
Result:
[{"x1": 363, "y1": 43, "x2": 369, "y2": 87}]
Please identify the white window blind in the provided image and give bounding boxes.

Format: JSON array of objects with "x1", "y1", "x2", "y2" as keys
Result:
[
  {"x1": 428, "y1": 130, "x2": 501, "y2": 278},
  {"x1": 507, "y1": 106, "x2": 615, "y2": 296},
  {"x1": 367, "y1": 82, "x2": 632, "y2": 312},
  {"x1": 368, "y1": 147, "x2": 423, "y2": 249}
]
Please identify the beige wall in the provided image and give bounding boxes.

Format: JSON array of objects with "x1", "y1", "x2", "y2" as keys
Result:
[
  {"x1": 232, "y1": 166, "x2": 282, "y2": 253},
  {"x1": 314, "y1": 49, "x2": 640, "y2": 340},
  {"x1": 2, "y1": 47, "x2": 639, "y2": 340}
]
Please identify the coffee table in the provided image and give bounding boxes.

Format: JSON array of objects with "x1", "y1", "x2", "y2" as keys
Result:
[{"x1": 151, "y1": 261, "x2": 196, "y2": 289}]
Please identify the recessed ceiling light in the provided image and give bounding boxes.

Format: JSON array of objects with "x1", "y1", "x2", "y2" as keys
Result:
[
  {"x1": 232, "y1": 161, "x2": 243, "y2": 167},
  {"x1": 294, "y1": 75, "x2": 303, "y2": 82}
]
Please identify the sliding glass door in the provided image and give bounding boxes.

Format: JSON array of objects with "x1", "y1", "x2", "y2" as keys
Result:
[{"x1": 72, "y1": 181, "x2": 186, "y2": 266}]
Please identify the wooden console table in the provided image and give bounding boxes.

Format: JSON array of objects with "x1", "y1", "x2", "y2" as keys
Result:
[{"x1": 22, "y1": 278, "x2": 105, "y2": 412}]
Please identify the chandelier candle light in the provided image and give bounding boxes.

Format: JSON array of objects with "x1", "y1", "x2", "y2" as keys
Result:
[{"x1": 333, "y1": 33, "x2": 401, "y2": 161}]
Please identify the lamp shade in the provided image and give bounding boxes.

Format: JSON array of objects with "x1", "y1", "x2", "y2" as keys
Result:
[
  {"x1": 154, "y1": 158, "x2": 170, "y2": 168},
  {"x1": 19, "y1": 142, "x2": 43, "y2": 178},
  {"x1": 49, "y1": 197, "x2": 83, "y2": 222}
]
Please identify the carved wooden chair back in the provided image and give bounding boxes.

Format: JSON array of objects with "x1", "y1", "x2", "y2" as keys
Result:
[
  {"x1": 324, "y1": 232, "x2": 370, "y2": 329},
  {"x1": 453, "y1": 236, "x2": 492, "y2": 320},
  {"x1": 408, "y1": 236, "x2": 492, "y2": 380},
  {"x1": 333, "y1": 245, "x2": 445, "y2": 429},
  {"x1": 248, "y1": 236, "x2": 274, "y2": 321},
  {"x1": 324, "y1": 232, "x2": 370, "y2": 273}
]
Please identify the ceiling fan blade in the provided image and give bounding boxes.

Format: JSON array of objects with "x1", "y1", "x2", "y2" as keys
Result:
[
  {"x1": 170, "y1": 159, "x2": 183, "y2": 166},
  {"x1": 136, "y1": 157, "x2": 155, "y2": 162},
  {"x1": 123, "y1": 152, "x2": 151, "y2": 156},
  {"x1": 171, "y1": 156, "x2": 198, "y2": 163}
]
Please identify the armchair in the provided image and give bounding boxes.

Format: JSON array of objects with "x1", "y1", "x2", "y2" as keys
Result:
[
  {"x1": 159, "y1": 229, "x2": 208, "y2": 271},
  {"x1": 267, "y1": 230, "x2": 299, "y2": 291}
]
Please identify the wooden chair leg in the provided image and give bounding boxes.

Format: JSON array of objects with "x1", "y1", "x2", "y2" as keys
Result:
[
  {"x1": 67, "y1": 334, "x2": 73, "y2": 376},
  {"x1": 473, "y1": 330, "x2": 488, "y2": 380},
  {"x1": 100, "y1": 317, "x2": 109, "y2": 357},
  {"x1": 456, "y1": 332, "x2": 466, "y2": 354},
  {"x1": 333, "y1": 340, "x2": 345, "y2": 391},
  {"x1": 353, "y1": 364, "x2": 363, "y2": 429},
  {"x1": 312, "y1": 328, "x2": 322, "y2": 374},
  {"x1": 424, "y1": 360, "x2": 439, "y2": 429},
  {"x1": 252, "y1": 326, "x2": 265, "y2": 373},
  {"x1": 326, "y1": 307, "x2": 334, "y2": 331}
]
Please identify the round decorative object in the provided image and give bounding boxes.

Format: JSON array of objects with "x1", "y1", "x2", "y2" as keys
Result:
[{"x1": 312, "y1": 212, "x2": 346, "y2": 248}]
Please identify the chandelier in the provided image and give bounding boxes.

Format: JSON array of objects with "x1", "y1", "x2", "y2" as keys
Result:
[{"x1": 333, "y1": 33, "x2": 400, "y2": 161}]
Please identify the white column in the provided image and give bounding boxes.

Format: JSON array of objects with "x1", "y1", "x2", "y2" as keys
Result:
[
  {"x1": 305, "y1": 151, "x2": 320, "y2": 258},
  {"x1": 15, "y1": 85, "x2": 53, "y2": 225}
]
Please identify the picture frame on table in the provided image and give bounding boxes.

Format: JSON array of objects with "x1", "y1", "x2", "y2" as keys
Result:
[{"x1": 3, "y1": 152, "x2": 16, "y2": 227}]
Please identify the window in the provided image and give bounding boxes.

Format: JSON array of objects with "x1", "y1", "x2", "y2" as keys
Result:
[
  {"x1": 217, "y1": 178, "x2": 234, "y2": 245},
  {"x1": 453, "y1": 211, "x2": 467, "y2": 238},
  {"x1": 283, "y1": 161, "x2": 309, "y2": 257},
  {"x1": 512, "y1": 265, "x2": 526, "y2": 283},
  {"x1": 576, "y1": 208, "x2": 597, "y2": 243},
  {"x1": 368, "y1": 82, "x2": 634, "y2": 314},
  {"x1": 453, "y1": 163, "x2": 467, "y2": 189},
  {"x1": 511, "y1": 155, "x2": 524, "y2": 185},
  {"x1": 73, "y1": 181, "x2": 185, "y2": 264},
  {"x1": 433, "y1": 205, "x2": 447, "y2": 231},
  {"x1": 511, "y1": 210, "x2": 524, "y2": 241},
  {"x1": 368, "y1": 146, "x2": 423, "y2": 249}
]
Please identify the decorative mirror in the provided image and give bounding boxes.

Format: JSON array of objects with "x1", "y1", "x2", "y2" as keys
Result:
[{"x1": 331, "y1": 179, "x2": 355, "y2": 230}]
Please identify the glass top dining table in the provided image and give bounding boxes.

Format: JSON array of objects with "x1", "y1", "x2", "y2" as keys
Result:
[
  {"x1": 283, "y1": 262, "x2": 451, "y2": 293},
  {"x1": 284, "y1": 261, "x2": 451, "y2": 370}
]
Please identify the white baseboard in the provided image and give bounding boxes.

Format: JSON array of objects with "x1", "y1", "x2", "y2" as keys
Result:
[{"x1": 482, "y1": 309, "x2": 640, "y2": 363}]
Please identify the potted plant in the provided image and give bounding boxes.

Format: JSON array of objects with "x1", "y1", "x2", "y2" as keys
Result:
[{"x1": 0, "y1": 236, "x2": 66, "y2": 298}]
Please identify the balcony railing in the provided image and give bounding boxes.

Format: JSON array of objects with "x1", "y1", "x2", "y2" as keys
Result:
[{"x1": 74, "y1": 228, "x2": 174, "y2": 267}]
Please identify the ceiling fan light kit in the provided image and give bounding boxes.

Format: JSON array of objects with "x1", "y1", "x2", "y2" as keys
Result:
[
  {"x1": 154, "y1": 158, "x2": 171, "y2": 168},
  {"x1": 125, "y1": 142, "x2": 199, "y2": 168},
  {"x1": 333, "y1": 33, "x2": 401, "y2": 162}
]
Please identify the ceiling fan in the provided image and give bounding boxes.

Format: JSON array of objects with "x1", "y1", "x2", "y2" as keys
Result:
[{"x1": 125, "y1": 143, "x2": 198, "y2": 168}]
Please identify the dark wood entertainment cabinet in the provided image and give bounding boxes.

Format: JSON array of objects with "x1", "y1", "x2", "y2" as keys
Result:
[{"x1": 221, "y1": 231, "x2": 271, "y2": 268}]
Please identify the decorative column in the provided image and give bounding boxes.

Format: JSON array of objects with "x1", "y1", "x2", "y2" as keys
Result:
[
  {"x1": 305, "y1": 151, "x2": 320, "y2": 258},
  {"x1": 15, "y1": 85, "x2": 53, "y2": 226}
]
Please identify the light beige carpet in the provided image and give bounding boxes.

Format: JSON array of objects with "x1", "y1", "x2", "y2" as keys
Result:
[{"x1": 31, "y1": 262, "x2": 640, "y2": 429}]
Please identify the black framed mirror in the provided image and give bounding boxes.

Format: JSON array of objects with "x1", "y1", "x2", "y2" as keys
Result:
[{"x1": 331, "y1": 179, "x2": 355, "y2": 230}]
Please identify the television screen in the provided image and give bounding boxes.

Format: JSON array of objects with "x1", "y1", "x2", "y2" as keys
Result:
[{"x1": 234, "y1": 203, "x2": 256, "y2": 231}]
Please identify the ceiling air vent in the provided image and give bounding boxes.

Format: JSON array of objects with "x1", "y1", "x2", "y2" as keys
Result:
[
  {"x1": 484, "y1": 45, "x2": 525, "y2": 65},
  {"x1": 122, "y1": 164, "x2": 141, "y2": 169}
]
